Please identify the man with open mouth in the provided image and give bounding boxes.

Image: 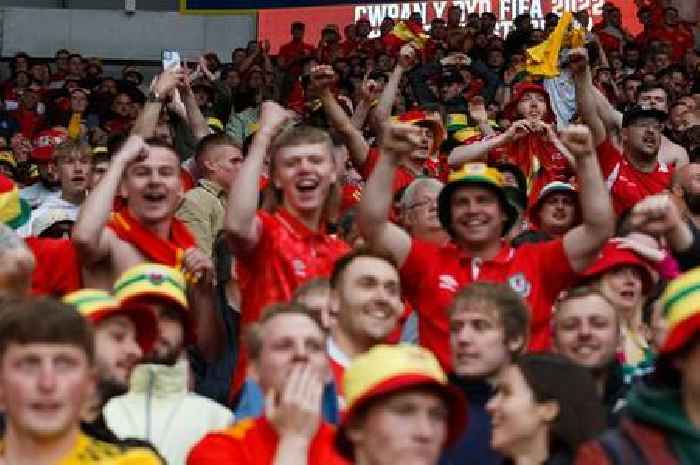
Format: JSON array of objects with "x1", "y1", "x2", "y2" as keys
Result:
[{"x1": 224, "y1": 100, "x2": 350, "y2": 404}]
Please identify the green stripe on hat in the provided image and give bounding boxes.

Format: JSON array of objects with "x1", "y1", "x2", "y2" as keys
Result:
[{"x1": 113, "y1": 273, "x2": 186, "y2": 295}]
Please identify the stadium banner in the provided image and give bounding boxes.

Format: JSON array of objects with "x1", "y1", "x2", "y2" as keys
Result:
[
  {"x1": 180, "y1": 0, "x2": 388, "y2": 13},
  {"x1": 257, "y1": 0, "x2": 641, "y2": 53}
]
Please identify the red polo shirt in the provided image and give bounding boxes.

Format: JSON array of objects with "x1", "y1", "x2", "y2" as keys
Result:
[
  {"x1": 359, "y1": 148, "x2": 426, "y2": 196},
  {"x1": 187, "y1": 417, "x2": 349, "y2": 465},
  {"x1": 400, "y1": 238, "x2": 577, "y2": 370},
  {"x1": 230, "y1": 208, "x2": 350, "y2": 400},
  {"x1": 596, "y1": 138, "x2": 672, "y2": 215}
]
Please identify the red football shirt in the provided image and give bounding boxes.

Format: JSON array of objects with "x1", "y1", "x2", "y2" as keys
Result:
[
  {"x1": 400, "y1": 239, "x2": 577, "y2": 370},
  {"x1": 230, "y1": 208, "x2": 350, "y2": 400},
  {"x1": 596, "y1": 138, "x2": 672, "y2": 215},
  {"x1": 187, "y1": 417, "x2": 349, "y2": 465},
  {"x1": 359, "y1": 148, "x2": 423, "y2": 196},
  {"x1": 27, "y1": 237, "x2": 82, "y2": 297}
]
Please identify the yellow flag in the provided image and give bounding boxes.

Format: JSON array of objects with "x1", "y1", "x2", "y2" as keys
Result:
[{"x1": 526, "y1": 12, "x2": 584, "y2": 78}]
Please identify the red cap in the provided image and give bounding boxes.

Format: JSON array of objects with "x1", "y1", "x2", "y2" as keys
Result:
[
  {"x1": 503, "y1": 82, "x2": 554, "y2": 123},
  {"x1": 579, "y1": 240, "x2": 655, "y2": 293},
  {"x1": 31, "y1": 128, "x2": 68, "y2": 162}
]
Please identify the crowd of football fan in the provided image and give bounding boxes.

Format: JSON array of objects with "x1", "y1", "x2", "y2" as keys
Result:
[{"x1": 0, "y1": 1, "x2": 698, "y2": 464}]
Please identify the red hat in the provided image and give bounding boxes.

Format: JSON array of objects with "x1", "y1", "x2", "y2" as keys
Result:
[
  {"x1": 503, "y1": 82, "x2": 555, "y2": 123},
  {"x1": 31, "y1": 128, "x2": 68, "y2": 162},
  {"x1": 335, "y1": 345, "x2": 467, "y2": 459},
  {"x1": 579, "y1": 240, "x2": 654, "y2": 294},
  {"x1": 528, "y1": 181, "x2": 581, "y2": 229}
]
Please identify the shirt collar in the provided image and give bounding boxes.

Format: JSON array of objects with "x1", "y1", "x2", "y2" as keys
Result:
[
  {"x1": 276, "y1": 208, "x2": 326, "y2": 240},
  {"x1": 327, "y1": 337, "x2": 352, "y2": 368},
  {"x1": 453, "y1": 240, "x2": 515, "y2": 264},
  {"x1": 198, "y1": 178, "x2": 226, "y2": 199}
]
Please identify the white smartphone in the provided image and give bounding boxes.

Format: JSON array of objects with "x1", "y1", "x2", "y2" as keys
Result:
[{"x1": 162, "y1": 50, "x2": 181, "y2": 71}]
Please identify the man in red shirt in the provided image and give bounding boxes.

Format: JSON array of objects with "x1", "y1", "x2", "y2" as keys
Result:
[
  {"x1": 327, "y1": 249, "x2": 404, "y2": 406},
  {"x1": 278, "y1": 22, "x2": 316, "y2": 78},
  {"x1": 225, "y1": 101, "x2": 350, "y2": 399},
  {"x1": 573, "y1": 49, "x2": 674, "y2": 215},
  {"x1": 358, "y1": 122, "x2": 614, "y2": 370},
  {"x1": 188, "y1": 304, "x2": 349, "y2": 465}
]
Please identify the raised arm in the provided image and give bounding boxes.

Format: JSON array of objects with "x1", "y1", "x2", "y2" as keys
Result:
[
  {"x1": 373, "y1": 45, "x2": 416, "y2": 125},
  {"x1": 350, "y1": 82, "x2": 375, "y2": 131},
  {"x1": 560, "y1": 125, "x2": 615, "y2": 272},
  {"x1": 224, "y1": 101, "x2": 290, "y2": 252},
  {"x1": 72, "y1": 135, "x2": 146, "y2": 264},
  {"x1": 358, "y1": 123, "x2": 424, "y2": 267},
  {"x1": 571, "y1": 49, "x2": 607, "y2": 147},
  {"x1": 448, "y1": 120, "x2": 529, "y2": 168},
  {"x1": 131, "y1": 69, "x2": 184, "y2": 138},
  {"x1": 180, "y1": 75, "x2": 210, "y2": 142},
  {"x1": 312, "y1": 65, "x2": 370, "y2": 169}
]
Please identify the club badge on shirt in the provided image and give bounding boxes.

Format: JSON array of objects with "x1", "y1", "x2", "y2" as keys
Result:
[{"x1": 507, "y1": 272, "x2": 532, "y2": 298}]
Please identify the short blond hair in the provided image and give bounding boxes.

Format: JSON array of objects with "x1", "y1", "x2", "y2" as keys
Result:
[{"x1": 53, "y1": 141, "x2": 91, "y2": 164}]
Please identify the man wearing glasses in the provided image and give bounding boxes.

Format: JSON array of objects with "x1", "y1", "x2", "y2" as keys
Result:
[{"x1": 571, "y1": 48, "x2": 673, "y2": 215}]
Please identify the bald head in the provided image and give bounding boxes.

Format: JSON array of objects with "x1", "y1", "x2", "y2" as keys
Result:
[{"x1": 674, "y1": 162, "x2": 700, "y2": 214}]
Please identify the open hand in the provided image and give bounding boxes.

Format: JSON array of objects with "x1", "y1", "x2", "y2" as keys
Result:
[{"x1": 265, "y1": 364, "x2": 323, "y2": 440}]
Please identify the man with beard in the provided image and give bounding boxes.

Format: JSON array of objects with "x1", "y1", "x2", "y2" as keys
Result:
[
  {"x1": 573, "y1": 49, "x2": 674, "y2": 215},
  {"x1": 527, "y1": 182, "x2": 581, "y2": 240},
  {"x1": 552, "y1": 286, "x2": 628, "y2": 424},
  {"x1": 20, "y1": 128, "x2": 65, "y2": 208},
  {"x1": 583, "y1": 49, "x2": 689, "y2": 168},
  {"x1": 63, "y1": 289, "x2": 157, "y2": 427},
  {"x1": 102, "y1": 264, "x2": 234, "y2": 465}
]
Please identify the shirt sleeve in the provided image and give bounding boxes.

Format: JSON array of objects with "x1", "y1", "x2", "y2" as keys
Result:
[
  {"x1": 187, "y1": 433, "x2": 246, "y2": 465},
  {"x1": 234, "y1": 210, "x2": 274, "y2": 261},
  {"x1": 532, "y1": 239, "x2": 577, "y2": 301},
  {"x1": 176, "y1": 193, "x2": 214, "y2": 257},
  {"x1": 358, "y1": 147, "x2": 380, "y2": 181},
  {"x1": 400, "y1": 238, "x2": 437, "y2": 300},
  {"x1": 595, "y1": 138, "x2": 622, "y2": 179}
]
